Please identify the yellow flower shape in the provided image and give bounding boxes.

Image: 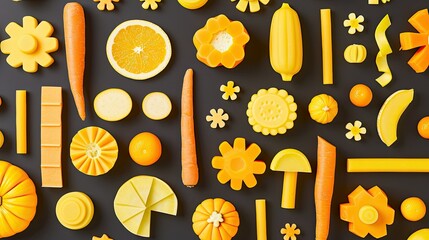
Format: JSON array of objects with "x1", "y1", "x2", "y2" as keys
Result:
[
  {"x1": 343, "y1": 13, "x2": 365, "y2": 34},
  {"x1": 193, "y1": 14, "x2": 250, "y2": 68},
  {"x1": 231, "y1": 0, "x2": 270, "y2": 13},
  {"x1": 206, "y1": 108, "x2": 229, "y2": 128},
  {"x1": 212, "y1": 138, "x2": 266, "y2": 191},
  {"x1": 220, "y1": 81, "x2": 240, "y2": 100},
  {"x1": 1, "y1": 16, "x2": 58, "y2": 73},
  {"x1": 281, "y1": 223, "x2": 301, "y2": 240},
  {"x1": 340, "y1": 186, "x2": 395, "y2": 238},
  {"x1": 140, "y1": 0, "x2": 161, "y2": 10},
  {"x1": 345, "y1": 120, "x2": 366, "y2": 141},
  {"x1": 94, "y1": 0, "x2": 120, "y2": 11},
  {"x1": 247, "y1": 88, "x2": 297, "y2": 136}
]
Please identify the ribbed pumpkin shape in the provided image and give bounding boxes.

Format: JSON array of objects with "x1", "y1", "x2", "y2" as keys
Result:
[
  {"x1": 0, "y1": 160, "x2": 37, "y2": 238},
  {"x1": 308, "y1": 94, "x2": 338, "y2": 124},
  {"x1": 192, "y1": 198, "x2": 240, "y2": 240},
  {"x1": 269, "y1": 3, "x2": 303, "y2": 81},
  {"x1": 70, "y1": 126, "x2": 118, "y2": 176},
  {"x1": 344, "y1": 44, "x2": 367, "y2": 63}
]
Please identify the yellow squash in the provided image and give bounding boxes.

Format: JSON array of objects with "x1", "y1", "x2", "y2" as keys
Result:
[
  {"x1": 308, "y1": 94, "x2": 338, "y2": 124},
  {"x1": 0, "y1": 160, "x2": 37, "y2": 238},
  {"x1": 269, "y1": 3, "x2": 303, "y2": 81}
]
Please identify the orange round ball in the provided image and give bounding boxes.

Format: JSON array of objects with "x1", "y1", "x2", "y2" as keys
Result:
[
  {"x1": 129, "y1": 132, "x2": 162, "y2": 166},
  {"x1": 401, "y1": 197, "x2": 426, "y2": 221},
  {"x1": 349, "y1": 84, "x2": 373, "y2": 107},
  {"x1": 418, "y1": 117, "x2": 429, "y2": 139}
]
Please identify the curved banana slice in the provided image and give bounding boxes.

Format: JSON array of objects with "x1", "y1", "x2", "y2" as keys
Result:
[{"x1": 377, "y1": 89, "x2": 414, "y2": 146}]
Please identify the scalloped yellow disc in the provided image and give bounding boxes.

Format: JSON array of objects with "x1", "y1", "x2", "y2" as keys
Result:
[
  {"x1": 246, "y1": 88, "x2": 297, "y2": 136},
  {"x1": 70, "y1": 126, "x2": 118, "y2": 176}
]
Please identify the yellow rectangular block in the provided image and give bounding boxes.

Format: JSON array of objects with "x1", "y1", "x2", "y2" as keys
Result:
[
  {"x1": 16, "y1": 90, "x2": 27, "y2": 154},
  {"x1": 41, "y1": 167, "x2": 63, "y2": 188},
  {"x1": 348, "y1": 158, "x2": 429, "y2": 172},
  {"x1": 41, "y1": 126, "x2": 62, "y2": 145},
  {"x1": 369, "y1": 0, "x2": 379, "y2": 4},
  {"x1": 321, "y1": 9, "x2": 333, "y2": 85},
  {"x1": 41, "y1": 147, "x2": 62, "y2": 166},
  {"x1": 255, "y1": 199, "x2": 267, "y2": 240},
  {"x1": 41, "y1": 86, "x2": 62, "y2": 188}
]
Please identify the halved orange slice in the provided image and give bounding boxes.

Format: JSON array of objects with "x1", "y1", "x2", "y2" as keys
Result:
[{"x1": 106, "y1": 20, "x2": 172, "y2": 80}]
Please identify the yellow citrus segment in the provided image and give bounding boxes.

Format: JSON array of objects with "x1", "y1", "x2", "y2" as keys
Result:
[{"x1": 107, "y1": 20, "x2": 172, "y2": 80}]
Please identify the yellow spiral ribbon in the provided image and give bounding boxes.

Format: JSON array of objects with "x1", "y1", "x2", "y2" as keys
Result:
[{"x1": 375, "y1": 14, "x2": 392, "y2": 87}]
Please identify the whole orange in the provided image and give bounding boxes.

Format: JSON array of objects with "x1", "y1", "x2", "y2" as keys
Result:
[
  {"x1": 401, "y1": 197, "x2": 426, "y2": 221},
  {"x1": 349, "y1": 84, "x2": 373, "y2": 107},
  {"x1": 129, "y1": 132, "x2": 162, "y2": 166},
  {"x1": 418, "y1": 117, "x2": 429, "y2": 139}
]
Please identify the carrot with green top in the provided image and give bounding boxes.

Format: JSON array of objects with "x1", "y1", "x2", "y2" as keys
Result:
[
  {"x1": 315, "y1": 136, "x2": 336, "y2": 240},
  {"x1": 181, "y1": 69, "x2": 199, "y2": 187},
  {"x1": 64, "y1": 2, "x2": 86, "y2": 120}
]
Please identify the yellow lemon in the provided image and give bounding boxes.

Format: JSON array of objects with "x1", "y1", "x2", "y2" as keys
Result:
[{"x1": 106, "y1": 20, "x2": 172, "y2": 80}]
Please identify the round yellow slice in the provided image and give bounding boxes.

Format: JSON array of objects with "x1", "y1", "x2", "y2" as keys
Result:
[
  {"x1": 114, "y1": 175, "x2": 178, "y2": 237},
  {"x1": 106, "y1": 20, "x2": 172, "y2": 80},
  {"x1": 247, "y1": 88, "x2": 297, "y2": 136},
  {"x1": 142, "y1": 92, "x2": 172, "y2": 120},
  {"x1": 70, "y1": 126, "x2": 118, "y2": 176},
  {"x1": 94, "y1": 88, "x2": 132, "y2": 121},
  {"x1": 56, "y1": 192, "x2": 94, "y2": 230}
]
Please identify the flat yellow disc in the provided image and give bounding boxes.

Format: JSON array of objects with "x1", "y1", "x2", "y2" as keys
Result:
[{"x1": 56, "y1": 192, "x2": 94, "y2": 230}]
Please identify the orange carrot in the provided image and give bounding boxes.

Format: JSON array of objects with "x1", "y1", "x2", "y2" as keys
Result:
[
  {"x1": 315, "y1": 136, "x2": 336, "y2": 240},
  {"x1": 181, "y1": 68, "x2": 199, "y2": 187},
  {"x1": 64, "y1": 2, "x2": 86, "y2": 121}
]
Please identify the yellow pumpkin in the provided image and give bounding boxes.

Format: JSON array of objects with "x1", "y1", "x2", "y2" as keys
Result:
[
  {"x1": 0, "y1": 160, "x2": 37, "y2": 238},
  {"x1": 308, "y1": 94, "x2": 338, "y2": 124},
  {"x1": 192, "y1": 198, "x2": 240, "y2": 240}
]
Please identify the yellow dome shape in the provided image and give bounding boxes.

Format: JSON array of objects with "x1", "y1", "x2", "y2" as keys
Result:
[
  {"x1": 70, "y1": 126, "x2": 118, "y2": 176},
  {"x1": 0, "y1": 16, "x2": 58, "y2": 73},
  {"x1": 114, "y1": 175, "x2": 178, "y2": 237},
  {"x1": 56, "y1": 192, "x2": 94, "y2": 230},
  {"x1": 247, "y1": 88, "x2": 297, "y2": 136}
]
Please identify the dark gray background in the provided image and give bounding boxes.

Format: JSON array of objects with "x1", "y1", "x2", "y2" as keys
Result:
[{"x1": 0, "y1": 0, "x2": 428, "y2": 239}]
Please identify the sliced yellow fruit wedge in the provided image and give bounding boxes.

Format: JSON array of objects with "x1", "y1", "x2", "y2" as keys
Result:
[
  {"x1": 114, "y1": 175, "x2": 178, "y2": 237},
  {"x1": 377, "y1": 89, "x2": 414, "y2": 146},
  {"x1": 270, "y1": 149, "x2": 311, "y2": 173},
  {"x1": 70, "y1": 126, "x2": 118, "y2": 176}
]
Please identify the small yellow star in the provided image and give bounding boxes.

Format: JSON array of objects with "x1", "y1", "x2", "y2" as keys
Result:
[{"x1": 92, "y1": 234, "x2": 113, "y2": 240}]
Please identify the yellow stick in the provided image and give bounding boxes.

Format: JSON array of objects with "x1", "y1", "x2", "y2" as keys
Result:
[
  {"x1": 348, "y1": 158, "x2": 429, "y2": 172},
  {"x1": 255, "y1": 199, "x2": 267, "y2": 240},
  {"x1": 16, "y1": 90, "x2": 27, "y2": 154},
  {"x1": 321, "y1": 9, "x2": 333, "y2": 85}
]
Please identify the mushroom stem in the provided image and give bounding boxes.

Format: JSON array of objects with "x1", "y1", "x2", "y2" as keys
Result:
[{"x1": 282, "y1": 172, "x2": 298, "y2": 209}]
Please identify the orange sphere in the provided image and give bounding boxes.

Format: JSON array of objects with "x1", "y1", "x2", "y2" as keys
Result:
[
  {"x1": 401, "y1": 197, "x2": 426, "y2": 221},
  {"x1": 349, "y1": 84, "x2": 373, "y2": 107},
  {"x1": 418, "y1": 117, "x2": 429, "y2": 139},
  {"x1": 129, "y1": 132, "x2": 162, "y2": 166}
]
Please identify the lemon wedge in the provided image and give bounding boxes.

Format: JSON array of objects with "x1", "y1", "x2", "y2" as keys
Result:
[{"x1": 377, "y1": 89, "x2": 414, "y2": 146}]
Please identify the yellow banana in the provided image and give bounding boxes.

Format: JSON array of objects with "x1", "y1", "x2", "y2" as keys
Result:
[{"x1": 270, "y1": 3, "x2": 303, "y2": 81}]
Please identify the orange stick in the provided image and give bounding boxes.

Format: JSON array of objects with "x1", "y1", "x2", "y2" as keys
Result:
[
  {"x1": 64, "y1": 2, "x2": 86, "y2": 120},
  {"x1": 181, "y1": 69, "x2": 198, "y2": 187},
  {"x1": 315, "y1": 136, "x2": 336, "y2": 240}
]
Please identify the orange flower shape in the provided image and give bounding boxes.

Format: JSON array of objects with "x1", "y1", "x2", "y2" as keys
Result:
[
  {"x1": 340, "y1": 186, "x2": 395, "y2": 239},
  {"x1": 212, "y1": 138, "x2": 266, "y2": 190},
  {"x1": 193, "y1": 14, "x2": 250, "y2": 69}
]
